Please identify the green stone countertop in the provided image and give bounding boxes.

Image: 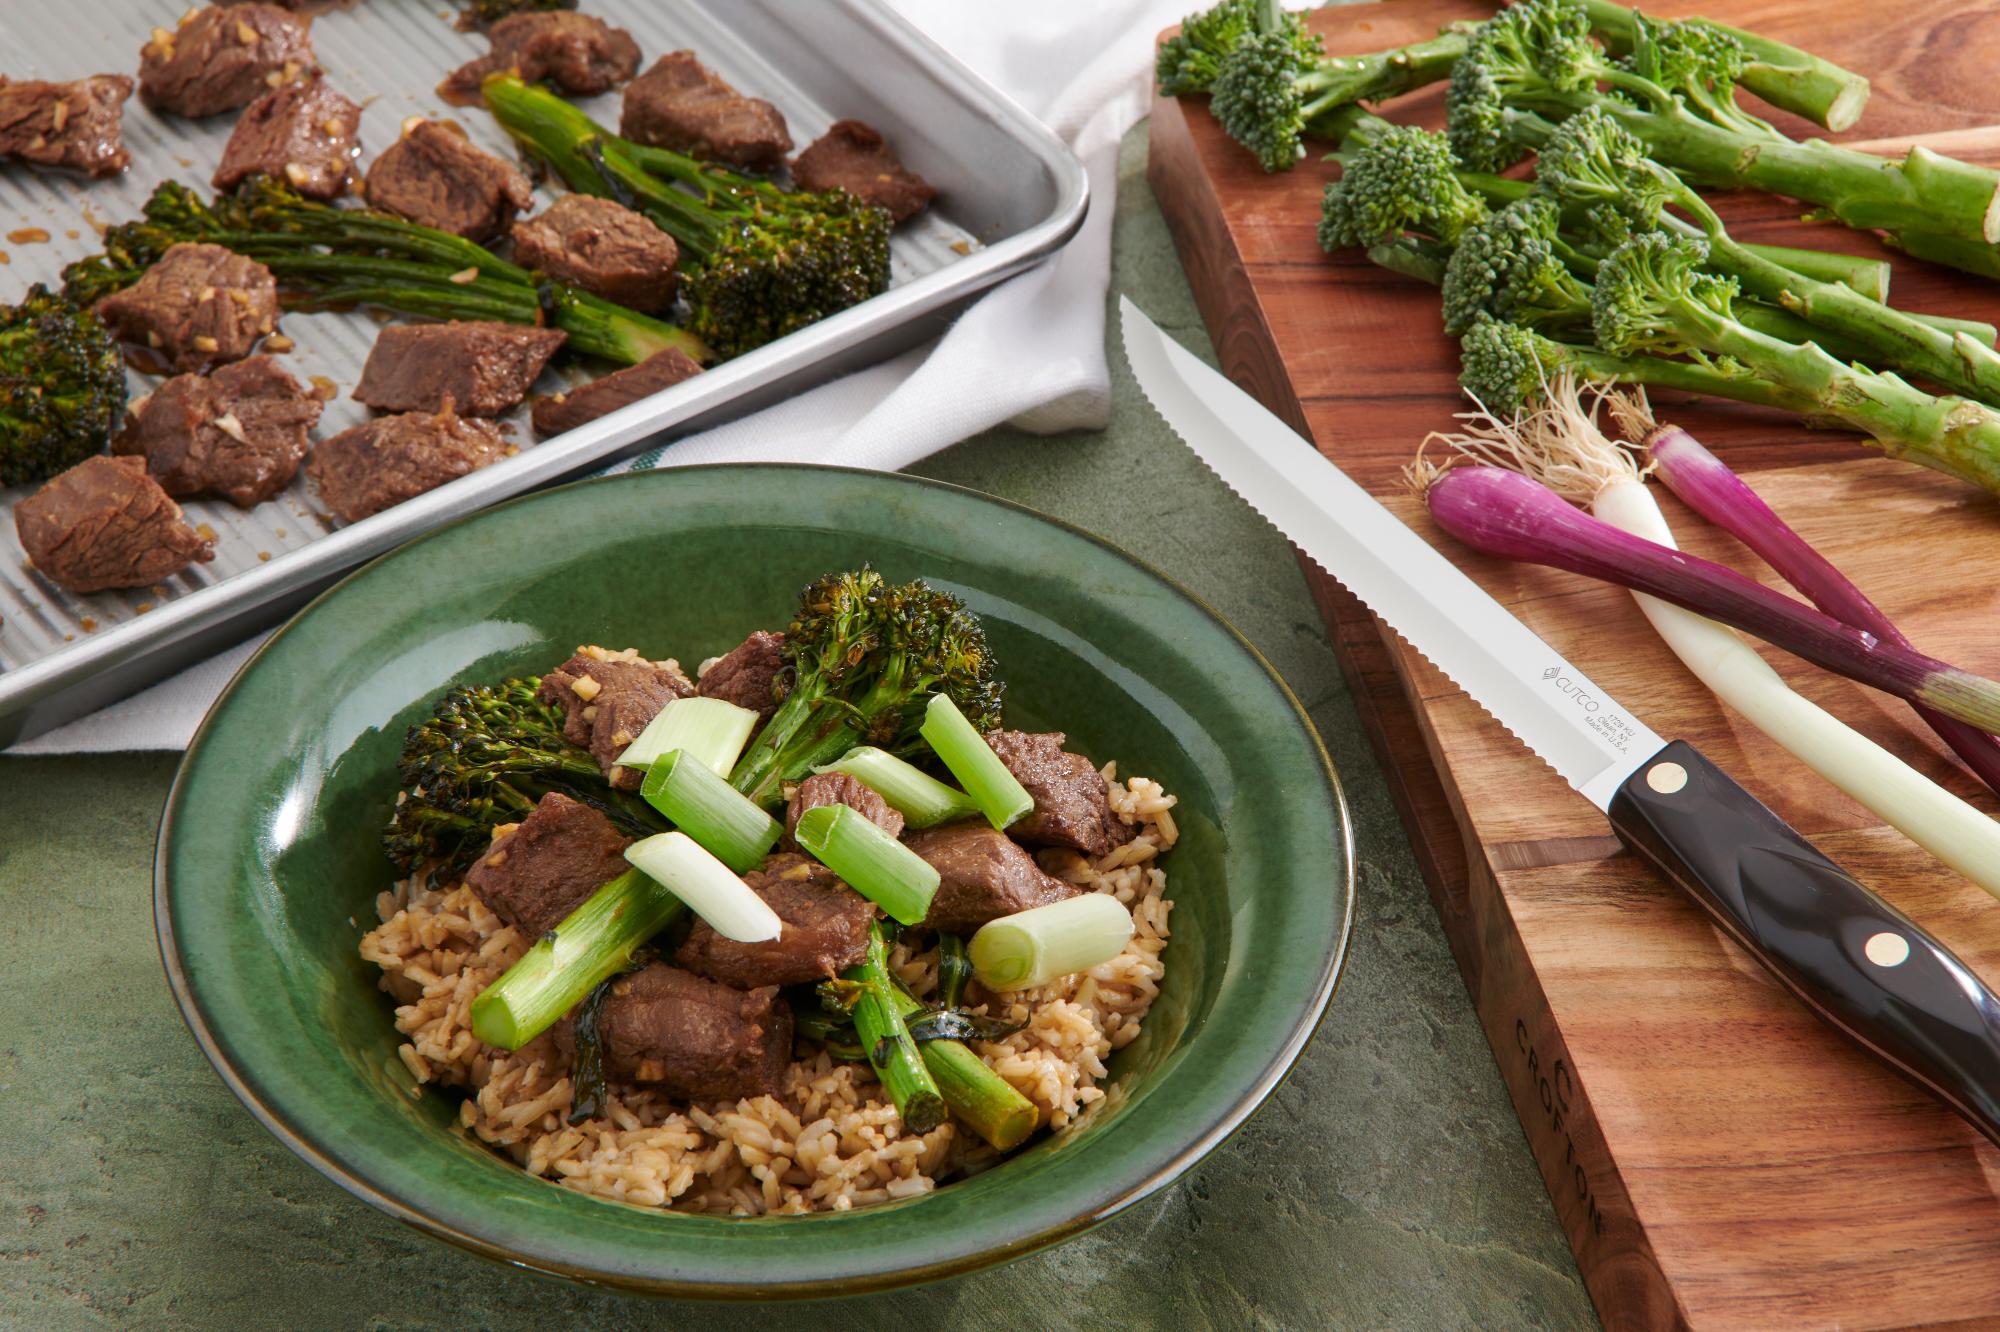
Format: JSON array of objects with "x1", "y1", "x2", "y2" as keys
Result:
[{"x1": 0, "y1": 127, "x2": 1599, "y2": 1330}]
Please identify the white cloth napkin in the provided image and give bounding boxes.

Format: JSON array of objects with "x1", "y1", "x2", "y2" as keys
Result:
[{"x1": 9, "y1": 0, "x2": 1195, "y2": 756}]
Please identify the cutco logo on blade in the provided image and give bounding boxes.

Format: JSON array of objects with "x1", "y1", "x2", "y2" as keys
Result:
[{"x1": 1542, "y1": 665, "x2": 1600, "y2": 713}]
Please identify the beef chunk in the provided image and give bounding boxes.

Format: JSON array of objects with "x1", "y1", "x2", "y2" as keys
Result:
[
  {"x1": 696, "y1": 629, "x2": 786, "y2": 723},
  {"x1": 537, "y1": 648, "x2": 694, "y2": 786},
  {"x1": 984, "y1": 730, "x2": 1135, "y2": 858},
  {"x1": 530, "y1": 348, "x2": 702, "y2": 437},
  {"x1": 112, "y1": 355, "x2": 321, "y2": 507},
  {"x1": 0, "y1": 75, "x2": 133, "y2": 176},
  {"x1": 95, "y1": 243, "x2": 278, "y2": 373},
  {"x1": 352, "y1": 321, "x2": 566, "y2": 416},
  {"x1": 212, "y1": 71, "x2": 360, "y2": 199},
  {"x1": 305, "y1": 408, "x2": 508, "y2": 522},
  {"x1": 363, "y1": 119, "x2": 533, "y2": 242},
  {"x1": 464, "y1": 792, "x2": 632, "y2": 938},
  {"x1": 15, "y1": 455, "x2": 214, "y2": 595},
  {"x1": 620, "y1": 51, "x2": 790, "y2": 169},
  {"x1": 790, "y1": 120, "x2": 936, "y2": 224},
  {"x1": 510, "y1": 195, "x2": 677, "y2": 311},
  {"x1": 675, "y1": 853, "x2": 873, "y2": 988},
  {"x1": 553, "y1": 963, "x2": 792, "y2": 1101},
  {"x1": 139, "y1": 5, "x2": 314, "y2": 119},
  {"x1": 904, "y1": 821, "x2": 1078, "y2": 936},
  {"x1": 786, "y1": 772, "x2": 903, "y2": 844},
  {"x1": 443, "y1": 12, "x2": 641, "y2": 100}
]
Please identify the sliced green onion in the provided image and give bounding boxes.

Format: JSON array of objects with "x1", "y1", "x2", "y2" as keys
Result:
[
  {"x1": 814, "y1": 746, "x2": 980, "y2": 828},
  {"x1": 969, "y1": 893, "x2": 1134, "y2": 992},
  {"x1": 623, "y1": 831, "x2": 781, "y2": 943},
  {"x1": 888, "y1": 982, "x2": 1038, "y2": 1151},
  {"x1": 469, "y1": 868, "x2": 686, "y2": 1050},
  {"x1": 919, "y1": 694, "x2": 1032, "y2": 830},
  {"x1": 793, "y1": 803, "x2": 938, "y2": 926},
  {"x1": 640, "y1": 750, "x2": 782, "y2": 873},
  {"x1": 618, "y1": 696, "x2": 759, "y2": 775}
]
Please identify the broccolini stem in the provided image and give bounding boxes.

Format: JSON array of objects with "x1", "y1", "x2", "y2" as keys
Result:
[
  {"x1": 889, "y1": 979, "x2": 1037, "y2": 1151},
  {"x1": 1295, "y1": 30, "x2": 1469, "y2": 127},
  {"x1": 847, "y1": 923, "x2": 946, "y2": 1134}
]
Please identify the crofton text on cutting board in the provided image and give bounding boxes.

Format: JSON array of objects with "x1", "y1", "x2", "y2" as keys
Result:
[{"x1": 1150, "y1": 3, "x2": 2000, "y2": 1328}]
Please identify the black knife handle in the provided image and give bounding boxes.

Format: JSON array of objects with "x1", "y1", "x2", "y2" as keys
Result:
[{"x1": 1609, "y1": 739, "x2": 2000, "y2": 1146}]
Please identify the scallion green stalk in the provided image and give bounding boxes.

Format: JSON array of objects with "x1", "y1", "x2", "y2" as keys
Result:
[
  {"x1": 814, "y1": 746, "x2": 980, "y2": 828},
  {"x1": 469, "y1": 868, "x2": 686, "y2": 1050},
  {"x1": 623, "y1": 832, "x2": 781, "y2": 942},
  {"x1": 639, "y1": 751, "x2": 783, "y2": 873},
  {"x1": 919, "y1": 694, "x2": 1033, "y2": 830},
  {"x1": 618, "y1": 696, "x2": 759, "y2": 775},
  {"x1": 888, "y1": 984, "x2": 1038, "y2": 1150},
  {"x1": 969, "y1": 893, "x2": 1135, "y2": 992},
  {"x1": 792, "y1": 803, "x2": 938, "y2": 926}
]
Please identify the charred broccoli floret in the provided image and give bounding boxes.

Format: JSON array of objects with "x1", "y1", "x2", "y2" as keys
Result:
[
  {"x1": 65, "y1": 177, "x2": 706, "y2": 365},
  {"x1": 384, "y1": 677, "x2": 665, "y2": 877},
  {"x1": 728, "y1": 568, "x2": 1005, "y2": 808},
  {"x1": 483, "y1": 74, "x2": 891, "y2": 360},
  {"x1": 0, "y1": 285, "x2": 126, "y2": 487},
  {"x1": 1317, "y1": 124, "x2": 1487, "y2": 253}
]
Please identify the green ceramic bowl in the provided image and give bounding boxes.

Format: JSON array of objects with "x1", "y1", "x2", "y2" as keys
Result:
[{"x1": 156, "y1": 465, "x2": 1353, "y2": 1297}]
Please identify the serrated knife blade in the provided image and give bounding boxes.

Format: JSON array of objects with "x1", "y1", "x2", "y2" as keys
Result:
[
  {"x1": 1118, "y1": 294, "x2": 2000, "y2": 1151},
  {"x1": 1116, "y1": 296, "x2": 1658, "y2": 810}
]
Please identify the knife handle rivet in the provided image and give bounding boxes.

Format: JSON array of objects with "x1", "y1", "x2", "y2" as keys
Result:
[
  {"x1": 1865, "y1": 932, "x2": 1911, "y2": 968},
  {"x1": 1645, "y1": 761, "x2": 1689, "y2": 795}
]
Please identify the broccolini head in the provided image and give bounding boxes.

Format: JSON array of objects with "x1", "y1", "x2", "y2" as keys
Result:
[
  {"x1": 385, "y1": 677, "x2": 662, "y2": 876},
  {"x1": 1157, "y1": 0, "x2": 1318, "y2": 97},
  {"x1": 680, "y1": 187, "x2": 893, "y2": 360},
  {"x1": 1317, "y1": 124, "x2": 1487, "y2": 252},
  {"x1": 1446, "y1": 0, "x2": 1597, "y2": 172},
  {"x1": 1533, "y1": 105, "x2": 1678, "y2": 238},
  {"x1": 1440, "y1": 195, "x2": 1590, "y2": 336},
  {"x1": 1211, "y1": 24, "x2": 1322, "y2": 172},
  {"x1": 1457, "y1": 316, "x2": 1558, "y2": 416},
  {"x1": 63, "y1": 180, "x2": 229, "y2": 307},
  {"x1": 0, "y1": 285, "x2": 127, "y2": 487},
  {"x1": 783, "y1": 566, "x2": 1004, "y2": 748},
  {"x1": 1590, "y1": 231, "x2": 1736, "y2": 359},
  {"x1": 1618, "y1": 13, "x2": 1770, "y2": 136}
]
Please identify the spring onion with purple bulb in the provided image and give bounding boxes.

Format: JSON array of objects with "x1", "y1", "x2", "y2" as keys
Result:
[
  {"x1": 813, "y1": 746, "x2": 981, "y2": 828},
  {"x1": 1635, "y1": 411, "x2": 2000, "y2": 800},
  {"x1": 1422, "y1": 465, "x2": 2000, "y2": 734},
  {"x1": 920, "y1": 694, "x2": 1033, "y2": 830},
  {"x1": 1422, "y1": 377, "x2": 2000, "y2": 898},
  {"x1": 470, "y1": 867, "x2": 688, "y2": 1050},
  {"x1": 618, "y1": 696, "x2": 760, "y2": 776},
  {"x1": 622, "y1": 832, "x2": 781, "y2": 943},
  {"x1": 969, "y1": 894, "x2": 1136, "y2": 992},
  {"x1": 793, "y1": 803, "x2": 940, "y2": 926},
  {"x1": 639, "y1": 750, "x2": 783, "y2": 873}
]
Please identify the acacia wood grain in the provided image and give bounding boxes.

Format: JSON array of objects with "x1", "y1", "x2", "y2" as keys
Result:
[{"x1": 1149, "y1": 4, "x2": 2000, "y2": 1327}]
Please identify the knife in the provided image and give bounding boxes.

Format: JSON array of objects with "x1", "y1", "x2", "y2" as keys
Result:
[{"x1": 1119, "y1": 296, "x2": 2000, "y2": 1146}]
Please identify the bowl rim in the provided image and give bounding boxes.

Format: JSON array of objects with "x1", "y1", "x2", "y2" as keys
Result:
[{"x1": 153, "y1": 462, "x2": 1356, "y2": 1299}]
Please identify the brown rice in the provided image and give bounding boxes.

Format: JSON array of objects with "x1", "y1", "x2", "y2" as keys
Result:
[{"x1": 358, "y1": 764, "x2": 1177, "y2": 1215}]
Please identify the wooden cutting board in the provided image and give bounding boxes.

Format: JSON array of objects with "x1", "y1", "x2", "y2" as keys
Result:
[{"x1": 1148, "y1": 3, "x2": 2000, "y2": 1327}]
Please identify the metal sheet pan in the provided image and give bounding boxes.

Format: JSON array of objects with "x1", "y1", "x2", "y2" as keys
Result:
[{"x1": 0, "y1": 0, "x2": 1087, "y2": 745}]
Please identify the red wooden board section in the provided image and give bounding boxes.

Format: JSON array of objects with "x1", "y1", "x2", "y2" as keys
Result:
[{"x1": 1149, "y1": 3, "x2": 2000, "y2": 1327}]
